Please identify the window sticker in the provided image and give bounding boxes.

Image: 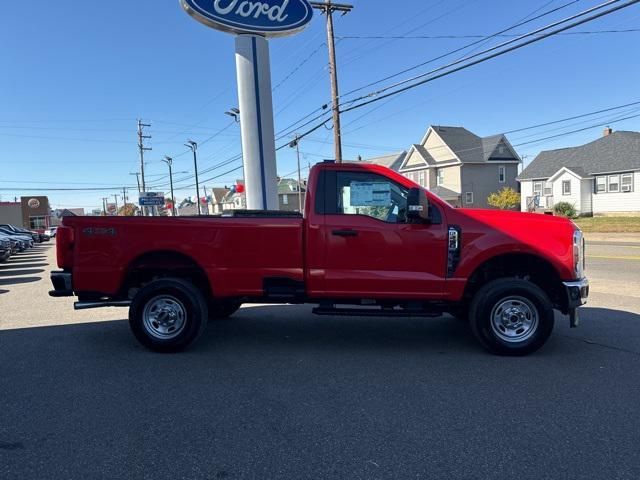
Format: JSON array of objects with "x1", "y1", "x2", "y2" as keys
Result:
[{"x1": 349, "y1": 182, "x2": 392, "y2": 207}]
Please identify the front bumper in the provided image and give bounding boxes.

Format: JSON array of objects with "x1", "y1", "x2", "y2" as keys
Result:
[
  {"x1": 49, "y1": 271, "x2": 74, "y2": 297},
  {"x1": 563, "y1": 278, "x2": 589, "y2": 309}
]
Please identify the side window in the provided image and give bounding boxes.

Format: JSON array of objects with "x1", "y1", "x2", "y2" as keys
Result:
[
  {"x1": 498, "y1": 165, "x2": 506, "y2": 183},
  {"x1": 336, "y1": 171, "x2": 409, "y2": 223}
]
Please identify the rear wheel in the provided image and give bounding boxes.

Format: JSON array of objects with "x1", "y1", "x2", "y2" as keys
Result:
[
  {"x1": 469, "y1": 278, "x2": 554, "y2": 356},
  {"x1": 129, "y1": 278, "x2": 208, "y2": 353}
]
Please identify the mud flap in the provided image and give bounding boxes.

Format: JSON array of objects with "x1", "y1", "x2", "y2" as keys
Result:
[{"x1": 569, "y1": 308, "x2": 580, "y2": 328}]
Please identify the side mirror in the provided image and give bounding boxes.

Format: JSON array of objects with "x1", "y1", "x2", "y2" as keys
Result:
[{"x1": 407, "y1": 188, "x2": 430, "y2": 223}]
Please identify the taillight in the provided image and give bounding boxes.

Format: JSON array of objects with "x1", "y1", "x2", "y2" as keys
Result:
[{"x1": 56, "y1": 226, "x2": 75, "y2": 269}]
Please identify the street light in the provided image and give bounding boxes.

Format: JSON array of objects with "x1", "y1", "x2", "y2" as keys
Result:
[
  {"x1": 224, "y1": 107, "x2": 240, "y2": 122},
  {"x1": 185, "y1": 140, "x2": 201, "y2": 216},
  {"x1": 162, "y1": 156, "x2": 176, "y2": 216}
]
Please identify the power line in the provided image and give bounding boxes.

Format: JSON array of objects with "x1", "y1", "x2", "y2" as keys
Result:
[
  {"x1": 339, "y1": 0, "x2": 640, "y2": 115},
  {"x1": 335, "y1": 28, "x2": 640, "y2": 40}
]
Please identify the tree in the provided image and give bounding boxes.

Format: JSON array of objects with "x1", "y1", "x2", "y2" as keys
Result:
[
  {"x1": 487, "y1": 187, "x2": 521, "y2": 210},
  {"x1": 118, "y1": 203, "x2": 139, "y2": 216}
]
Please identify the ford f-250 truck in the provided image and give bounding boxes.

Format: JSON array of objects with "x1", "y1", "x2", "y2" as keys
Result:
[{"x1": 50, "y1": 161, "x2": 588, "y2": 355}]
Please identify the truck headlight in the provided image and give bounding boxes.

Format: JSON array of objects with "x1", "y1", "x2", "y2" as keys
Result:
[{"x1": 573, "y1": 229, "x2": 585, "y2": 279}]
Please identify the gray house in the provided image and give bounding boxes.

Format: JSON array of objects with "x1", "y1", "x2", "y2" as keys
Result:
[
  {"x1": 518, "y1": 129, "x2": 640, "y2": 216},
  {"x1": 398, "y1": 126, "x2": 521, "y2": 208}
]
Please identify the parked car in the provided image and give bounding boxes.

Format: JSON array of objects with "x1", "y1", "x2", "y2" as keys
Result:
[
  {"x1": 0, "y1": 227, "x2": 33, "y2": 250},
  {"x1": 45, "y1": 227, "x2": 58, "y2": 238},
  {"x1": 0, "y1": 237, "x2": 11, "y2": 262},
  {"x1": 0, "y1": 224, "x2": 39, "y2": 244},
  {"x1": 50, "y1": 161, "x2": 588, "y2": 356}
]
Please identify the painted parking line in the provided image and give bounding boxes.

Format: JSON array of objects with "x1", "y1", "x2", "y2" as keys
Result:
[{"x1": 588, "y1": 255, "x2": 640, "y2": 261}]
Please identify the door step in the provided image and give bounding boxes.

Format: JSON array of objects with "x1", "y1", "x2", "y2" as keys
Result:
[{"x1": 312, "y1": 306, "x2": 440, "y2": 318}]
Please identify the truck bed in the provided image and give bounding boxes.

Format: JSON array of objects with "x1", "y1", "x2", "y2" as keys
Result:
[{"x1": 59, "y1": 215, "x2": 305, "y2": 298}]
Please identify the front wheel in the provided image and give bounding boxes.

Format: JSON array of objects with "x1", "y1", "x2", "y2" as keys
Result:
[
  {"x1": 469, "y1": 278, "x2": 554, "y2": 356},
  {"x1": 129, "y1": 278, "x2": 208, "y2": 353}
]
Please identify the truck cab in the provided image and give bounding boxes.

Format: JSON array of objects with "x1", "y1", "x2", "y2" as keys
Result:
[{"x1": 50, "y1": 161, "x2": 588, "y2": 356}]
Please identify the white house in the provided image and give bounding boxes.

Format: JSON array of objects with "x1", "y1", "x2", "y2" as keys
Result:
[{"x1": 518, "y1": 129, "x2": 640, "y2": 216}]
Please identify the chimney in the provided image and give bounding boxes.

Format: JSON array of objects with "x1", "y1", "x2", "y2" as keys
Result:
[{"x1": 603, "y1": 126, "x2": 613, "y2": 137}]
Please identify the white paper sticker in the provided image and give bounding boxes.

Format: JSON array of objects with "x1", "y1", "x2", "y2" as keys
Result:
[{"x1": 350, "y1": 182, "x2": 391, "y2": 207}]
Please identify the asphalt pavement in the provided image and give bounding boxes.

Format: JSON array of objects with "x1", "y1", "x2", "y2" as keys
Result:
[{"x1": 1, "y1": 241, "x2": 639, "y2": 479}]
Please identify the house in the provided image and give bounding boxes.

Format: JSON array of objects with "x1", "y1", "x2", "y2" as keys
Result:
[
  {"x1": 209, "y1": 187, "x2": 231, "y2": 214},
  {"x1": 278, "y1": 178, "x2": 306, "y2": 212},
  {"x1": 517, "y1": 129, "x2": 640, "y2": 216},
  {"x1": 397, "y1": 126, "x2": 521, "y2": 208}
]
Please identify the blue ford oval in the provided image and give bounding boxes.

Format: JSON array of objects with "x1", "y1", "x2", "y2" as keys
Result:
[{"x1": 181, "y1": 0, "x2": 314, "y2": 37}]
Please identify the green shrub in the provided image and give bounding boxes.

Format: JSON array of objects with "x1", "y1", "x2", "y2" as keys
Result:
[{"x1": 553, "y1": 202, "x2": 577, "y2": 218}]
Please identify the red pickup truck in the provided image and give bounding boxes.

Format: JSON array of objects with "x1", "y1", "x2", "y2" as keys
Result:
[{"x1": 50, "y1": 161, "x2": 588, "y2": 355}]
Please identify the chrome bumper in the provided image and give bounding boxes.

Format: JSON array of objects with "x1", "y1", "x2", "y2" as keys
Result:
[{"x1": 563, "y1": 278, "x2": 589, "y2": 308}]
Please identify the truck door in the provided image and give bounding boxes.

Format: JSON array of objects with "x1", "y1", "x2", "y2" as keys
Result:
[{"x1": 319, "y1": 169, "x2": 447, "y2": 299}]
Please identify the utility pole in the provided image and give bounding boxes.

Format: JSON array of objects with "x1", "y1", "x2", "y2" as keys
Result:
[
  {"x1": 162, "y1": 156, "x2": 176, "y2": 216},
  {"x1": 185, "y1": 140, "x2": 201, "y2": 216},
  {"x1": 202, "y1": 184, "x2": 209, "y2": 215},
  {"x1": 112, "y1": 194, "x2": 120, "y2": 215},
  {"x1": 137, "y1": 120, "x2": 152, "y2": 215},
  {"x1": 101, "y1": 197, "x2": 109, "y2": 216},
  {"x1": 122, "y1": 187, "x2": 128, "y2": 214},
  {"x1": 311, "y1": 1, "x2": 353, "y2": 163},
  {"x1": 289, "y1": 135, "x2": 304, "y2": 212}
]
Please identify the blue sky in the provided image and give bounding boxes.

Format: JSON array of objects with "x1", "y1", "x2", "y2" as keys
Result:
[{"x1": 1, "y1": 0, "x2": 639, "y2": 210}]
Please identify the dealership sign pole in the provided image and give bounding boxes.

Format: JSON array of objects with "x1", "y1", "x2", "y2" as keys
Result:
[{"x1": 180, "y1": 0, "x2": 313, "y2": 210}]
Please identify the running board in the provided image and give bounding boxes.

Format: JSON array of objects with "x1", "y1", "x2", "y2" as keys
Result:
[
  {"x1": 74, "y1": 300, "x2": 131, "y2": 310},
  {"x1": 312, "y1": 307, "x2": 440, "y2": 318}
]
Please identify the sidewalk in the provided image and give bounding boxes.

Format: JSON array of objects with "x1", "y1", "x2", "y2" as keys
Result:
[{"x1": 585, "y1": 232, "x2": 640, "y2": 244}]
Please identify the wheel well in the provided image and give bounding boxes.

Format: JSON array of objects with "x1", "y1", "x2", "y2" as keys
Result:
[
  {"x1": 121, "y1": 251, "x2": 211, "y2": 300},
  {"x1": 463, "y1": 253, "x2": 565, "y2": 310}
]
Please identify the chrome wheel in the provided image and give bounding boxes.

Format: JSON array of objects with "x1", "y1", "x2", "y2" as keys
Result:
[
  {"x1": 142, "y1": 295, "x2": 187, "y2": 340},
  {"x1": 490, "y1": 296, "x2": 539, "y2": 343}
]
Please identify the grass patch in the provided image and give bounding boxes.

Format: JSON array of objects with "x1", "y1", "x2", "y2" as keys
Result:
[{"x1": 574, "y1": 216, "x2": 640, "y2": 233}]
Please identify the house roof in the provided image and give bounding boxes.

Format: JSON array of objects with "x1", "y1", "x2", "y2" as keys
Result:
[
  {"x1": 278, "y1": 178, "x2": 306, "y2": 195},
  {"x1": 404, "y1": 126, "x2": 520, "y2": 170},
  {"x1": 211, "y1": 188, "x2": 230, "y2": 203},
  {"x1": 355, "y1": 151, "x2": 408, "y2": 171},
  {"x1": 518, "y1": 131, "x2": 640, "y2": 180},
  {"x1": 430, "y1": 186, "x2": 460, "y2": 200}
]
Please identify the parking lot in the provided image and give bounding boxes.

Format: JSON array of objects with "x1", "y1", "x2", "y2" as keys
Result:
[{"x1": 1, "y1": 241, "x2": 640, "y2": 479}]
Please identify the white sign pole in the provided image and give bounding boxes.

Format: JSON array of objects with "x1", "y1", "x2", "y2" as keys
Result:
[{"x1": 235, "y1": 34, "x2": 279, "y2": 211}]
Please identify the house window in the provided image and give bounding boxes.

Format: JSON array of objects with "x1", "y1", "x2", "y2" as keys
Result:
[
  {"x1": 419, "y1": 171, "x2": 425, "y2": 187},
  {"x1": 562, "y1": 180, "x2": 571, "y2": 196},
  {"x1": 621, "y1": 173, "x2": 634, "y2": 192},
  {"x1": 608, "y1": 174, "x2": 620, "y2": 193},
  {"x1": 464, "y1": 192, "x2": 474, "y2": 205},
  {"x1": 543, "y1": 181, "x2": 553, "y2": 196},
  {"x1": 437, "y1": 169, "x2": 445, "y2": 186},
  {"x1": 533, "y1": 181, "x2": 543, "y2": 195},
  {"x1": 283, "y1": 194, "x2": 289, "y2": 205},
  {"x1": 498, "y1": 166, "x2": 506, "y2": 183},
  {"x1": 596, "y1": 176, "x2": 606, "y2": 193}
]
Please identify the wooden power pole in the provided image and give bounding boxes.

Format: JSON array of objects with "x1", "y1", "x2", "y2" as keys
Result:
[{"x1": 311, "y1": 1, "x2": 353, "y2": 163}]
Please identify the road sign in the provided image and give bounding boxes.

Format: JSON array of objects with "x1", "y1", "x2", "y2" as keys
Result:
[
  {"x1": 139, "y1": 192, "x2": 165, "y2": 207},
  {"x1": 180, "y1": 0, "x2": 313, "y2": 37}
]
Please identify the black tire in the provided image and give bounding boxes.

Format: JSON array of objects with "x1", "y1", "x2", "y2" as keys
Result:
[
  {"x1": 129, "y1": 278, "x2": 209, "y2": 353},
  {"x1": 469, "y1": 278, "x2": 554, "y2": 356},
  {"x1": 208, "y1": 299, "x2": 242, "y2": 322}
]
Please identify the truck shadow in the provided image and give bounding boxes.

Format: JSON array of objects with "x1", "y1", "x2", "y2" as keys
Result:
[{"x1": 0, "y1": 305, "x2": 637, "y2": 357}]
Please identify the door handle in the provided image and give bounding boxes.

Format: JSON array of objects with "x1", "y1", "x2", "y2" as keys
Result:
[{"x1": 332, "y1": 229, "x2": 359, "y2": 237}]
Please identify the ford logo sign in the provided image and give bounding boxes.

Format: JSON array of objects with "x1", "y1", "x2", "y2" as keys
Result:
[{"x1": 180, "y1": 0, "x2": 314, "y2": 37}]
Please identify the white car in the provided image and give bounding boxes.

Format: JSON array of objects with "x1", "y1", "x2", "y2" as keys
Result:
[{"x1": 45, "y1": 227, "x2": 58, "y2": 238}]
